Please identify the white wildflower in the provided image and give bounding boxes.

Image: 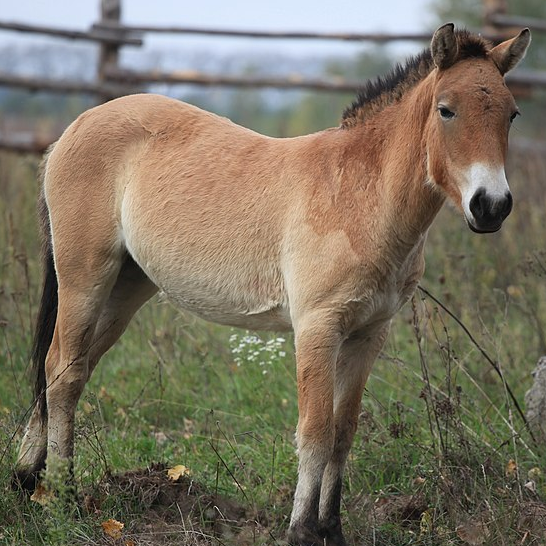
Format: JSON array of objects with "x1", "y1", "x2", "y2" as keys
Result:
[{"x1": 228, "y1": 330, "x2": 288, "y2": 371}]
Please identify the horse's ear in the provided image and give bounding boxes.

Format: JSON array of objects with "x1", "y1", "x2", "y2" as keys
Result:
[
  {"x1": 431, "y1": 23, "x2": 458, "y2": 70},
  {"x1": 490, "y1": 28, "x2": 531, "y2": 75}
]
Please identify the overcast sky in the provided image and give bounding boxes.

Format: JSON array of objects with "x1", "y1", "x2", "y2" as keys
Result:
[
  {"x1": 0, "y1": 0, "x2": 438, "y2": 58},
  {"x1": 3, "y1": 1, "x2": 435, "y2": 31}
]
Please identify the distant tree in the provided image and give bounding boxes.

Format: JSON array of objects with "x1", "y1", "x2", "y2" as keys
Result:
[{"x1": 431, "y1": 0, "x2": 482, "y2": 28}]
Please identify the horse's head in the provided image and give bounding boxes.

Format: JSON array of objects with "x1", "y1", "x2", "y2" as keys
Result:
[{"x1": 426, "y1": 23, "x2": 530, "y2": 233}]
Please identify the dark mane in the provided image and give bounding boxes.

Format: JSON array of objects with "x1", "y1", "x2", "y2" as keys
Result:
[{"x1": 341, "y1": 29, "x2": 491, "y2": 128}]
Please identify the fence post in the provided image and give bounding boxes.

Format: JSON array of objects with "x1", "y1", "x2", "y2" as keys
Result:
[
  {"x1": 97, "y1": 0, "x2": 121, "y2": 103},
  {"x1": 482, "y1": 0, "x2": 531, "y2": 99},
  {"x1": 482, "y1": 0, "x2": 509, "y2": 39}
]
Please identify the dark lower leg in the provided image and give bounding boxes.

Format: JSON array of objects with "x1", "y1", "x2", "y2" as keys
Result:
[
  {"x1": 13, "y1": 406, "x2": 48, "y2": 491},
  {"x1": 287, "y1": 444, "x2": 330, "y2": 545},
  {"x1": 319, "y1": 461, "x2": 347, "y2": 546}
]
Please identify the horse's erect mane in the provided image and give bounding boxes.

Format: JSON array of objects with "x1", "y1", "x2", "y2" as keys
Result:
[{"x1": 341, "y1": 30, "x2": 491, "y2": 128}]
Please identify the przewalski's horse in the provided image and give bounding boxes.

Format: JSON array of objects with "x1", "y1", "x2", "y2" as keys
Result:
[{"x1": 15, "y1": 23, "x2": 529, "y2": 546}]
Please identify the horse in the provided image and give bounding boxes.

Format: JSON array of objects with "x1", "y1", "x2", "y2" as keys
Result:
[{"x1": 14, "y1": 23, "x2": 530, "y2": 546}]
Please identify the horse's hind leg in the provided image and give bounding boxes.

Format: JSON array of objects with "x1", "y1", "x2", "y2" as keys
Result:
[
  {"x1": 44, "y1": 246, "x2": 124, "y2": 476},
  {"x1": 50, "y1": 256, "x2": 156, "y2": 456},
  {"x1": 87, "y1": 256, "x2": 158, "y2": 376},
  {"x1": 15, "y1": 253, "x2": 156, "y2": 491}
]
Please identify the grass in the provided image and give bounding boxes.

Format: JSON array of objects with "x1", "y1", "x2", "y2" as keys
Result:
[{"x1": 1, "y1": 143, "x2": 546, "y2": 546}]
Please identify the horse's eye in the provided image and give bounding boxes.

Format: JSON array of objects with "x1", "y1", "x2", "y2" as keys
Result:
[
  {"x1": 438, "y1": 106, "x2": 455, "y2": 120},
  {"x1": 510, "y1": 111, "x2": 520, "y2": 124}
]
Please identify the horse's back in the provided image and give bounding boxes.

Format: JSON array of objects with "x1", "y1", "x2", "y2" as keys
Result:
[{"x1": 48, "y1": 94, "x2": 261, "y2": 170}]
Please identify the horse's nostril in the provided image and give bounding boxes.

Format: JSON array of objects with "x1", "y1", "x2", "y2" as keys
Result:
[
  {"x1": 501, "y1": 191, "x2": 513, "y2": 219},
  {"x1": 469, "y1": 188, "x2": 487, "y2": 220}
]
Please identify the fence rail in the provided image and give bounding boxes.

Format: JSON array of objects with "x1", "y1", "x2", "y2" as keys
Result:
[
  {"x1": 0, "y1": 20, "x2": 142, "y2": 45},
  {"x1": 106, "y1": 67, "x2": 363, "y2": 92},
  {"x1": 94, "y1": 21, "x2": 523, "y2": 44},
  {"x1": 487, "y1": 13, "x2": 546, "y2": 33},
  {"x1": 0, "y1": 0, "x2": 545, "y2": 154},
  {"x1": 0, "y1": 71, "x2": 136, "y2": 97},
  {"x1": 94, "y1": 22, "x2": 437, "y2": 43},
  {"x1": 0, "y1": 133, "x2": 53, "y2": 154}
]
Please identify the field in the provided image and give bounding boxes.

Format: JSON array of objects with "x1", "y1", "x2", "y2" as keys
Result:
[{"x1": 1, "y1": 131, "x2": 546, "y2": 546}]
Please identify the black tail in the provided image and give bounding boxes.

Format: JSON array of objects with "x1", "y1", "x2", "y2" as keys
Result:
[{"x1": 32, "y1": 153, "x2": 58, "y2": 419}]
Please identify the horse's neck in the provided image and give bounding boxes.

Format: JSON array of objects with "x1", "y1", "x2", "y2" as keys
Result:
[{"x1": 345, "y1": 76, "x2": 445, "y2": 250}]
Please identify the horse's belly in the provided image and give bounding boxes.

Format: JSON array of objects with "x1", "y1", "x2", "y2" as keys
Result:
[
  {"x1": 127, "y1": 240, "x2": 292, "y2": 331},
  {"x1": 170, "y1": 292, "x2": 292, "y2": 331},
  {"x1": 163, "y1": 279, "x2": 293, "y2": 331}
]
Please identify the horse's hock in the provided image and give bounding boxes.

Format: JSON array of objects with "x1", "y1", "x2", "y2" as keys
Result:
[{"x1": 525, "y1": 356, "x2": 546, "y2": 443}]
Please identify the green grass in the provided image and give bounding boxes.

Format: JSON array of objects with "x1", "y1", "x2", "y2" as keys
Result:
[{"x1": 1, "y1": 147, "x2": 546, "y2": 545}]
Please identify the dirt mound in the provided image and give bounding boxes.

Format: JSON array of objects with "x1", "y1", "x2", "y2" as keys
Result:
[
  {"x1": 371, "y1": 493, "x2": 428, "y2": 525},
  {"x1": 85, "y1": 463, "x2": 258, "y2": 545},
  {"x1": 101, "y1": 463, "x2": 245, "y2": 521}
]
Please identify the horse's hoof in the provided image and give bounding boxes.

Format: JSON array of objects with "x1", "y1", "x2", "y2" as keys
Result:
[
  {"x1": 319, "y1": 519, "x2": 348, "y2": 546},
  {"x1": 11, "y1": 468, "x2": 40, "y2": 494},
  {"x1": 286, "y1": 524, "x2": 324, "y2": 546},
  {"x1": 324, "y1": 533, "x2": 348, "y2": 546}
]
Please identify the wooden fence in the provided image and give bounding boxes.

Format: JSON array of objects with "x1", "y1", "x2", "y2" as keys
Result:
[{"x1": 0, "y1": 0, "x2": 545, "y2": 153}]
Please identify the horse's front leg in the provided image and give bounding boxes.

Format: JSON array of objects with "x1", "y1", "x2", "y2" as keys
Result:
[
  {"x1": 287, "y1": 316, "x2": 341, "y2": 546},
  {"x1": 318, "y1": 323, "x2": 390, "y2": 546}
]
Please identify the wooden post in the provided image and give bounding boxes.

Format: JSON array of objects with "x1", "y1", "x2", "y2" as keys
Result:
[
  {"x1": 97, "y1": 0, "x2": 122, "y2": 103},
  {"x1": 481, "y1": 0, "x2": 532, "y2": 99},
  {"x1": 482, "y1": 0, "x2": 510, "y2": 40}
]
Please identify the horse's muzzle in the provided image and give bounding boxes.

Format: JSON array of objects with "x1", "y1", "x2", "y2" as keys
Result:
[{"x1": 467, "y1": 188, "x2": 513, "y2": 233}]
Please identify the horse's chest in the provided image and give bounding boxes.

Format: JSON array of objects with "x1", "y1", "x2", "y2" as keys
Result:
[
  {"x1": 357, "y1": 244, "x2": 425, "y2": 327},
  {"x1": 368, "y1": 279, "x2": 413, "y2": 321}
]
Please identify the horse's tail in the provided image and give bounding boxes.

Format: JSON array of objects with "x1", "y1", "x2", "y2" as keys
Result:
[{"x1": 32, "y1": 145, "x2": 58, "y2": 419}]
